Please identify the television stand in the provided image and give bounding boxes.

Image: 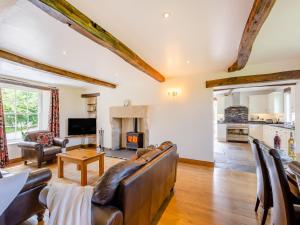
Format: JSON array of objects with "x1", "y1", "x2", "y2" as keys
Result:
[{"x1": 65, "y1": 134, "x2": 97, "y2": 149}]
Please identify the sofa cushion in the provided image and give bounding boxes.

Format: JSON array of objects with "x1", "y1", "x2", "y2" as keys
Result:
[
  {"x1": 136, "y1": 148, "x2": 151, "y2": 158},
  {"x1": 158, "y1": 141, "x2": 173, "y2": 151},
  {"x1": 136, "y1": 145, "x2": 158, "y2": 158},
  {"x1": 140, "y1": 149, "x2": 162, "y2": 162},
  {"x1": 92, "y1": 160, "x2": 146, "y2": 206},
  {"x1": 36, "y1": 132, "x2": 54, "y2": 147},
  {"x1": 43, "y1": 146, "x2": 61, "y2": 156}
]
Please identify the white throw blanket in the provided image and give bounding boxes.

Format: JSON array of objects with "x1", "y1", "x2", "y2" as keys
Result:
[
  {"x1": 0, "y1": 171, "x2": 29, "y2": 216},
  {"x1": 47, "y1": 183, "x2": 94, "y2": 225}
]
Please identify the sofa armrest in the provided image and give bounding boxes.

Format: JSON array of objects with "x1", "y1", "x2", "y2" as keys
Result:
[
  {"x1": 39, "y1": 188, "x2": 123, "y2": 225},
  {"x1": 92, "y1": 204, "x2": 123, "y2": 225},
  {"x1": 39, "y1": 186, "x2": 49, "y2": 208},
  {"x1": 18, "y1": 141, "x2": 43, "y2": 150},
  {"x1": 21, "y1": 168, "x2": 52, "y2": 193},
  {"x1": 53, "y1": 137, "x2": 69, "y2": 148}
]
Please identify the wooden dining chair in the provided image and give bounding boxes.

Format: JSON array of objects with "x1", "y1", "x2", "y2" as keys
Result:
[
  {"x1": 264, "y1": 148, "x2": 300, "y2": 225},
  {"x1": 249, "y1": 138, "x2": 272, "y2": 225}
]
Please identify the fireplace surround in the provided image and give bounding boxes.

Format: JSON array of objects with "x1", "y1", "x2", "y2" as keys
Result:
[{"x1": 110, "y1": 105, "x2": 149, "y2": 150}]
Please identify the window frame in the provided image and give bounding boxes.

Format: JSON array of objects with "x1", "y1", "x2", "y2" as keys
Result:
[{"x1": 1, "y1": 83, "x2": 42, "y2": 143}]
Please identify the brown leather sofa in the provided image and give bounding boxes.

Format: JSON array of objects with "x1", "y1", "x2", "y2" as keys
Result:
[
  {"x1": 40, "y1": 143, "x2": 178, "y2": 225},
  {"x1": 0, "y1": 168, "x2": 52, "y2": 225},
  {"x1": 18, "y1": 130, "x2": 69, "y2": 168}
]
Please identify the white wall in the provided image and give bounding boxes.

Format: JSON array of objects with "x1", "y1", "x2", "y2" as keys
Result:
[
  {"x1": 58, "y1": 85, "x2": 88, "y2": 147},
  {"x1": 85, "y1": 75, "x2": 214, "y2": 162},
  {"x1": 8, "y1": 85, "x2": 88, "y2": 159}
]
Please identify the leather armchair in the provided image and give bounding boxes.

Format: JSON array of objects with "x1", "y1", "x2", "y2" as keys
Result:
[
  {"x1": 18, "y1": 130, "x2": 69, "y2": 168},
  {"x1": 0, "y1": 168, "x2": 52, "y2": 225}
]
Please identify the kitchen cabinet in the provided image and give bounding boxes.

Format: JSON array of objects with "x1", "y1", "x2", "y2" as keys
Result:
[
  {"x1": 290, "y1": 87, "x2": 295, "y2": 113},
  {"x1": 249, "y1": 95, "x2": 268, "y2": 114},
  {"x1": 217, "y1": 124, "x2": 227, "y2": 142},
  {"x1": 267, "y1": 92, "x2": 283, "y2": 114},
  {"x1": 262, "y1": 125, "x2": 294, "y2": 152},
  {"x1": 249, "y1": 124, "x2": 263, "y2": 140}
]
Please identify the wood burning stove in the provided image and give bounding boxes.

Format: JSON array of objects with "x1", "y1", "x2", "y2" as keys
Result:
[{"x1": 126, "y1": 118, "x2": 144, "y2": 150}]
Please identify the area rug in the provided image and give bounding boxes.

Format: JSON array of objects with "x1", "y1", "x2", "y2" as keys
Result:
[
  {"x1": 103, "y1": 148, "x2": 136, "y2": 160},
  {"x1": 6, "y1": 156, "x2": 123, "y2": 186}
]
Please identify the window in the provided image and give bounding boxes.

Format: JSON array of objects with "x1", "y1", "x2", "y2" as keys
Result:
[{"x1": 2, "y1": 88, "x2": 41, "y2": 142}]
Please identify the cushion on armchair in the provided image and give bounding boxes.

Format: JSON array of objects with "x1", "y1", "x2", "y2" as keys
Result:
[
  {"x1": 140, "y1": 149, "x2": 162, "y2": 162},
  {"x1": 158, "y1": 141, "x2": 174, "y2": 151},
  {"x1": 36, "y1": 132, "x2": 54, "y2": 147}
]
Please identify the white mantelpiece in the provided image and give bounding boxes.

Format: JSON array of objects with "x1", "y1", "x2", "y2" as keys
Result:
[{"x1": 109, "y1": 106, "x2": 149, "y2": 150}]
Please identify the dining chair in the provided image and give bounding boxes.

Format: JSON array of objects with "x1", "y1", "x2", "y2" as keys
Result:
[
  {"x1": 264, "y1": 148, "x2": 300, "y2": 225},
  {"x1": 249, "y1": 138, "x2": 272, "y2": 225}
]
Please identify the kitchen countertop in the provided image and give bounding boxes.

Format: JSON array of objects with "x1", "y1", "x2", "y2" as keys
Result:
[
  {"x1": 217, "y1": 121, "x2": 266, "y2": 124},
  {"x1": 265, "y1": 123, "x2": 295, "y2": 130},
  {"x1": 217, "y1": 121, "x2": 295, "y2": 130}
]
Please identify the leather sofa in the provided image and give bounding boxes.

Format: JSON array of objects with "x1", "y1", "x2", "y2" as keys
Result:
[
  {"x1": 18, "y1": 130, "x2": 69, "y2": 168},
  {"x1": 0, "y1": 168, "x2": 52, "y2": 225},
  {"x1": 40, "y1": 142, "x2": 178, "y2": 225}
]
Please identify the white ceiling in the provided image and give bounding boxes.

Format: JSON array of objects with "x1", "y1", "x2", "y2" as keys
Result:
[
  {"x1": 0, "y1": 0, "x2": 254, "y2": 87},
  {"x1": 249, "y1": 0, "x2": 300, "y2": 64},
  {"x1": 67, "y1": 0, "x2": 253, "y2": 76},
  {"x1": 0, "y1": 59, "x2": 95, "y2": 87},
  {"x1": 0, "y1": 0, "x2": 299, "y2": 88}
]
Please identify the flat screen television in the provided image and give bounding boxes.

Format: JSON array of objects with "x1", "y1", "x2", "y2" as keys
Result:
[{"x1": 68, "y1": 118, "x2": 96, "y2": 135}]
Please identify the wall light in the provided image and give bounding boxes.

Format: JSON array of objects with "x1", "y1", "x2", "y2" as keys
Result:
[
  {"x1": 167, "y1": 88, "x2": 182, "y2": 97},
  {"x1": 163, "y1": 12, "x2": 171, "y2": 19}
]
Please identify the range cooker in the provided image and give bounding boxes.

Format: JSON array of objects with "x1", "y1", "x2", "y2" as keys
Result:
[{"x1": 226, "y1": 123, "x2": 249, "y2": 143}]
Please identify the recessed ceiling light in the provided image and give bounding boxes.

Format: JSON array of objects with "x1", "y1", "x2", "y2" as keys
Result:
[
  {"x1": 163, "y1": 12, "x2": 170, "y2": 19},
  {"x1": 62, "y1": 50, "x2": 67, "y2": 55},
  {"x1": 186, "y1": 60, "x2": 190, "y2": 64}
]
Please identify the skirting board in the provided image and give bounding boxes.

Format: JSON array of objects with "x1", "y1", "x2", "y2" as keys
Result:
[
  {"x1": 9, "y1": 157, "x2": 23, "y2": 164},
  {"x1": 178, "y1": 157, "x2": 214, "y2": 167}
]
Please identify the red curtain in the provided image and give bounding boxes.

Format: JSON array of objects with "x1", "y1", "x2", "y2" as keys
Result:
[
  {"x1": 49, "y1": 89, "x2": 60, "y2": 137},
  {"x1": 0, "y1": 89, "x2": 8, "y2": 168}
]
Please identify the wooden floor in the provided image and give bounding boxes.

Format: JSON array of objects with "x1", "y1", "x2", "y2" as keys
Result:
[{"x1": 7, "y1": 154, "x2": 269, "y2": 225}]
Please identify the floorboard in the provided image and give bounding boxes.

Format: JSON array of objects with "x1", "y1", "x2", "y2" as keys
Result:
[{"x1": 6, "y1": 149, "x2": 268, "y2": 225}]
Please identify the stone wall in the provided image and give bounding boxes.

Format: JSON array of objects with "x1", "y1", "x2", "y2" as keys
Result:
[{"x1": 224, "y1": 106, "x2": 248, "y2": 123}]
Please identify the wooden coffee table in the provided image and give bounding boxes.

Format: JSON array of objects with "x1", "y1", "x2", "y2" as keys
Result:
[{"x1": 57, "y1": 149, "x2": 105, "y2": 186}]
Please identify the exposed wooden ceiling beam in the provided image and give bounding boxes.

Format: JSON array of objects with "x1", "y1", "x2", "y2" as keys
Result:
[
  {"x1": 228, "y1": 0, "x2": 276, "y2": 72},
  {"x1": 206, "y1": 70, "x2": 300, "y2": 88},
  {"x1": 28, "y1": 0, "x2": 166, "y2": 82},
  {"x1": 0, "y1": 49, "x2": 117, "y2": 88},
  {"x1": 213, "y1": 83, "x2": 296, "y2": 92}
]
